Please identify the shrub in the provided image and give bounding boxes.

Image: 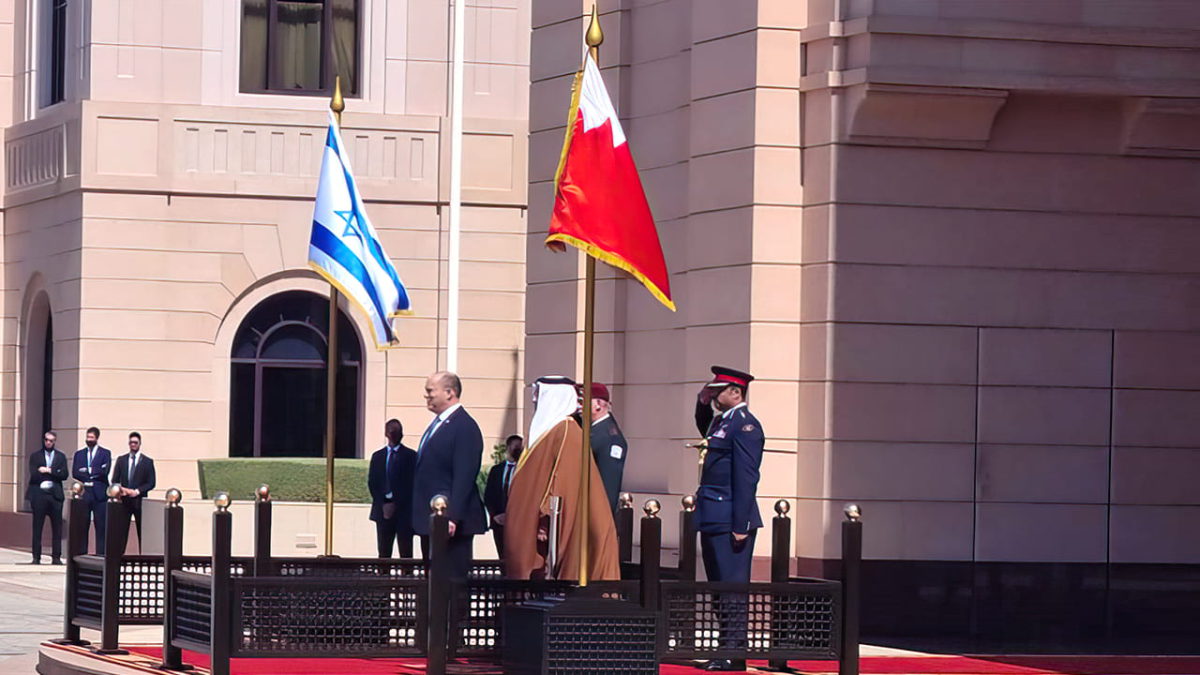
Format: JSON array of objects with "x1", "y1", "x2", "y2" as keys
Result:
[{"x1": 197, "y1": 458, "x2": 370, "y2": 503}]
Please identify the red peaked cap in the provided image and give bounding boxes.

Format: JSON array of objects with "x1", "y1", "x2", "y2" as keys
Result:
[
  {"x1": 576, "y1": 382, "x2": 611, "y2": 402},
  {"x1": 706, "y1": 366, "x2": 754, "y2": 390}
]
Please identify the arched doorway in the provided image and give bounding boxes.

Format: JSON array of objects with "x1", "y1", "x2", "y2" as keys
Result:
[
  {"x1": 21, "y1": 292, "x2": 53, "y2": 511},
  {"x1": 229, "y1": 290, "x2": 362, "y2": 458}
]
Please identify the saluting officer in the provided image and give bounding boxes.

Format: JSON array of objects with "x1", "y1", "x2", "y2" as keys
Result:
[{"x1": 693, "y1": 366, "x2": 763, "y2": 672}]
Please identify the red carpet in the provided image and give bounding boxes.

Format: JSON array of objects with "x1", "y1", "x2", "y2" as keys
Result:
[{"x1": 51, "y1": 644, "x2": 1200, "y2": 675}]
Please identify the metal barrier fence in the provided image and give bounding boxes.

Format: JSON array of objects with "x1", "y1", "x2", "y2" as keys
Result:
[
  {"x1": 170, "y1": 570, "x2": 213, "y2": 650},
  {"x1": 231, "y1": 576, "x2": 428, "y2": 657},
  {"x1": 660, "y1": 580, "x2": 841, "y2": 660},
  {"x1": 450, "y1": 579, "x2": 635, "y2": 656},
  {"x1": 58, "y1": 484, "x2": 864, "y2": 675}
]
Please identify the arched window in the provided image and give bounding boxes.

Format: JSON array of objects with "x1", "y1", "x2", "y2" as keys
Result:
[{"x1": 229, "y1": 290, "x2": 362, "y2": 458}]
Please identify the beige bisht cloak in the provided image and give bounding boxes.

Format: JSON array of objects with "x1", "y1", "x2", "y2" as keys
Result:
[{"x1": 503, "y1": 418, "x2": 620, "y2": 581}]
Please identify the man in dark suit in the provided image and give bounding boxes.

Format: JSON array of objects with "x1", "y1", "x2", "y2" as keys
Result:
[
  {"x1": 693, "y1": 366, "x2": 764, "y2": 672},
  {"x1": 411, "y1": 371, "x2": 487, "y2": 581},
  {"x1": 71, "y1": 426, "x2": 111, "y2": 553},
  {"x1": 368, "y1": 418, "x2": 416, "y2": 558},
  {"x1": 111, "y1": 431, "x2": 156, "y2": 547},
  {"x1": 483, "y1": 434, "x2": 523, "y2": 560},
  {"x1": 27, "y1": 431, "x2": 68, "y2": 564},
  {"x1": 586, "y1": 382, "x2": 628, "y2": 514}
]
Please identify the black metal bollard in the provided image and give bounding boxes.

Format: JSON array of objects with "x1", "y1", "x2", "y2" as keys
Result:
[
  {"x1": 160, "y1": 489, "x2": 189, "y2": 670},
  {"x1": 676, "y1": 495, "x2": 698, "y2": 651},
  {"x1": 253, "y1": 484, "x2": 272, "y2": 576},
  {"x1": 769, "y1": 500, "x2": 792, "y2": 672},
  {"x1": 639, "y1": 499, "x2": 662, "y2": 612},
  {"x1": 617, "y1": 492, "x2": 634, "y2": 566},
  {"x1": 839, "y1": 504, "x2": 862, "y2": 675},
  {"x1": 427, "y1": 495, "x2": 450, "y2": 675},
  {"x1": 210, "y1": 493, "x2": 233, "y2": 675},
  {"x1": 97, "y1": 485, "x2": 131, "y2": 654},
  {"x1": 678, "y1": 495, "x2": 697, "y2": 582},
  {"x1": 54, "y1": 483, "x2": 89, "y2": 645}
]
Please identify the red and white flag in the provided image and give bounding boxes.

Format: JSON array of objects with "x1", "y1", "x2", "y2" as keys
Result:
[{"x1": 546, "y1": 52, "x2": 675, "y2": 311}]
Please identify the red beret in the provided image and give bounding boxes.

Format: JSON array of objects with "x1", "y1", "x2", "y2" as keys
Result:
[{"x1": 590, "y1": 382, "x2": 610, "y2": 402}]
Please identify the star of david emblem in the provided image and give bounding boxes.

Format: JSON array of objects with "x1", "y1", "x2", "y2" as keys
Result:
[{"x1": 336, "y1": 208, "x2": 366, "y2": 246}]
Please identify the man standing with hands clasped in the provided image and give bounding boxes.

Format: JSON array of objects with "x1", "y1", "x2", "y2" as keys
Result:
[
  {"x1": 693, "y1": 366, "x2": 764, "y2": 672},
  {"x1": 27, "y1": 431, "x2": 68, "y2": 564},
  {"x1": 368, "y1": 419, "x2": 416, "y2": 558},
  {"x1": 410, "y1": 371, "x2": 487, "y2": 580},
  {"x1": 111, "y1": 431, "x2": 156, "y2": 549},
  {"x1": 72, "y1": 426, "x2": 111, "y2": 553}
]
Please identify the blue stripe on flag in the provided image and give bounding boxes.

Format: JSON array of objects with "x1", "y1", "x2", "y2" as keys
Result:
[
  {"x1": 326, "y1": 125, "x2": 409, "y2": 309},
  {"x1": 310, "y1": 223, "x2": 395, "y2": 343},
  {"x1": 336, "y1": 162, "x2": 409, "y2": 308}
]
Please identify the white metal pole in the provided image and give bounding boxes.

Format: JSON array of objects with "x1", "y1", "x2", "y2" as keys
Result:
[{"x1": 447, "y1": 0, "x2": 466, "y2": 372}]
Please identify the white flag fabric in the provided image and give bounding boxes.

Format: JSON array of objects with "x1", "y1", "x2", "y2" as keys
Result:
[{"x1": 308, "y1": 112, "x2": 411, "y2": 347}]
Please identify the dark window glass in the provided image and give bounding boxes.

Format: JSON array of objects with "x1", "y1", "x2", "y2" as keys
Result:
[
  {"x1": 259, "y1": 366, "x2": 324, "y2": 456},
  {"x1": 240, "y1": 0, "x2": 268, "y2": 92},
  {"x1": 331, "y1": 0, "x2": 357, "y2": 94},
  {"x1": 229, "y1": 363, "x2": 255, "y2": 457},
  {"x1": 44, "y1": 0, "x2": 67, "y2": 106},
  {"x1": 229, "y1": 290, "x2": 361, "y2": 458},
  {"x1": 240, "y1": 0, "x2": 359, "y2": 96},
  {"x1": 260, "y1": 323, "x2": 325, "y2": 361}
]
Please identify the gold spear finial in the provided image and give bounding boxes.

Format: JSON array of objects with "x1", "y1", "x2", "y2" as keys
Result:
[
  {"x1": 331, "y1": 76, "x2": 345, "y2": 125},
  {"x1": 586, "y1": 5, "x2": 604, "y2": 55}
]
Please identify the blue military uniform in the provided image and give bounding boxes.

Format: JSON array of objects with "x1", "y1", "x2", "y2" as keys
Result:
[
  {"x1": 696, "y1": 401, "x2": 764, "y2": 583},
  {"x1": 693, "y1": 366, "x2": 762, "y2": 672}
]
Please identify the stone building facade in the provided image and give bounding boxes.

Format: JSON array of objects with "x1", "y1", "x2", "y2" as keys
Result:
[
  {"x1": 3, "y1": 0, "x2": 1198, "y2": 650},
  {"x1": 0, "y1": 0, "x2": 531, "y2": 517},
  {"x1": 526, "y1": 0, "x2": 1200, "y2": 648}
]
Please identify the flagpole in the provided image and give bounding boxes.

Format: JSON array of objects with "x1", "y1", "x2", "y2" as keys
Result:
[
  {"x1": 576, "y1": 4, "x2": 603, "y2": 588},
  {"x1": 324, "y1": 77, "x2": 345, "y2": 557},
  {"x1": 447, "y1": 0, "x2": 466, "y2": 371}
]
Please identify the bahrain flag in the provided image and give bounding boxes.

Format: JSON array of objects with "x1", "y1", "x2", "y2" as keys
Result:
[{"x1": 546, "y1": 52, "x2": 675, "y2": 311}]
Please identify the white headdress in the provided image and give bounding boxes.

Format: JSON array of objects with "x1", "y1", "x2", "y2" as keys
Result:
[{"x1": 526, "y1": 376, "x2": 578, "y2": 452}]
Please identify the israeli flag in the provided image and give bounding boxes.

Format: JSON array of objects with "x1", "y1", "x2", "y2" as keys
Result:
[{"x1": 308, "y1": 112, "x2": 411, "y2": 347}]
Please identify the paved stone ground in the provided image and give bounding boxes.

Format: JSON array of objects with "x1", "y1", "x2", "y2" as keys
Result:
[{"x1": 0, "y1": 546, "x2": 66, "y2": 672}]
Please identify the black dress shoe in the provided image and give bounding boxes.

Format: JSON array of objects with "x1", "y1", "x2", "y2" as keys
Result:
[
  {"x1": 52, "y1": 558, "x2": 63, "y2": 565},
  {"x1": 704, "y1": 660, "x2": 745, "y2": 672},
  {"x1": 28, "y1": 559, "x2": 41, "y2": 565}
]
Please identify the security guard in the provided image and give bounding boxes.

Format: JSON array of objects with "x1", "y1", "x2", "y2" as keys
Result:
[
  {"x1": 587, "y1": 382, "x2": 628, "y2": 514},
  {"x1": 693, "y1": 366, "x2": 763, "y2": 672}
]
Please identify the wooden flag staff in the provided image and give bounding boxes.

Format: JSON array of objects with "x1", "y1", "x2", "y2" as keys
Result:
[
  {"x1": 324, "y1": 77, "x2": 345, "y2": 557},
  {"x1": 576, "y1": 4, "x2": 604, "y2": 588}
]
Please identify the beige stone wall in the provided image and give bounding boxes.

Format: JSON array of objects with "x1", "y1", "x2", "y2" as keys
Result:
[
  {"x1": 797, "y1": 0, "x2": 1200, "y2": 566},
  {"x1": 1, "y1": 0, "x2": 532, "y2": 516},
  {"x1": 527, "y1": 1, "x2": 807, "y2": 556},
  {"x1": 527, "y1": 0, "x2": 1200, "y2": 568}
]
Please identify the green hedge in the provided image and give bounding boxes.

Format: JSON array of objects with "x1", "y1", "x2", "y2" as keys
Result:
[{"x1": 198, "y1": 458, "x2": 371, "y2": 503}]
